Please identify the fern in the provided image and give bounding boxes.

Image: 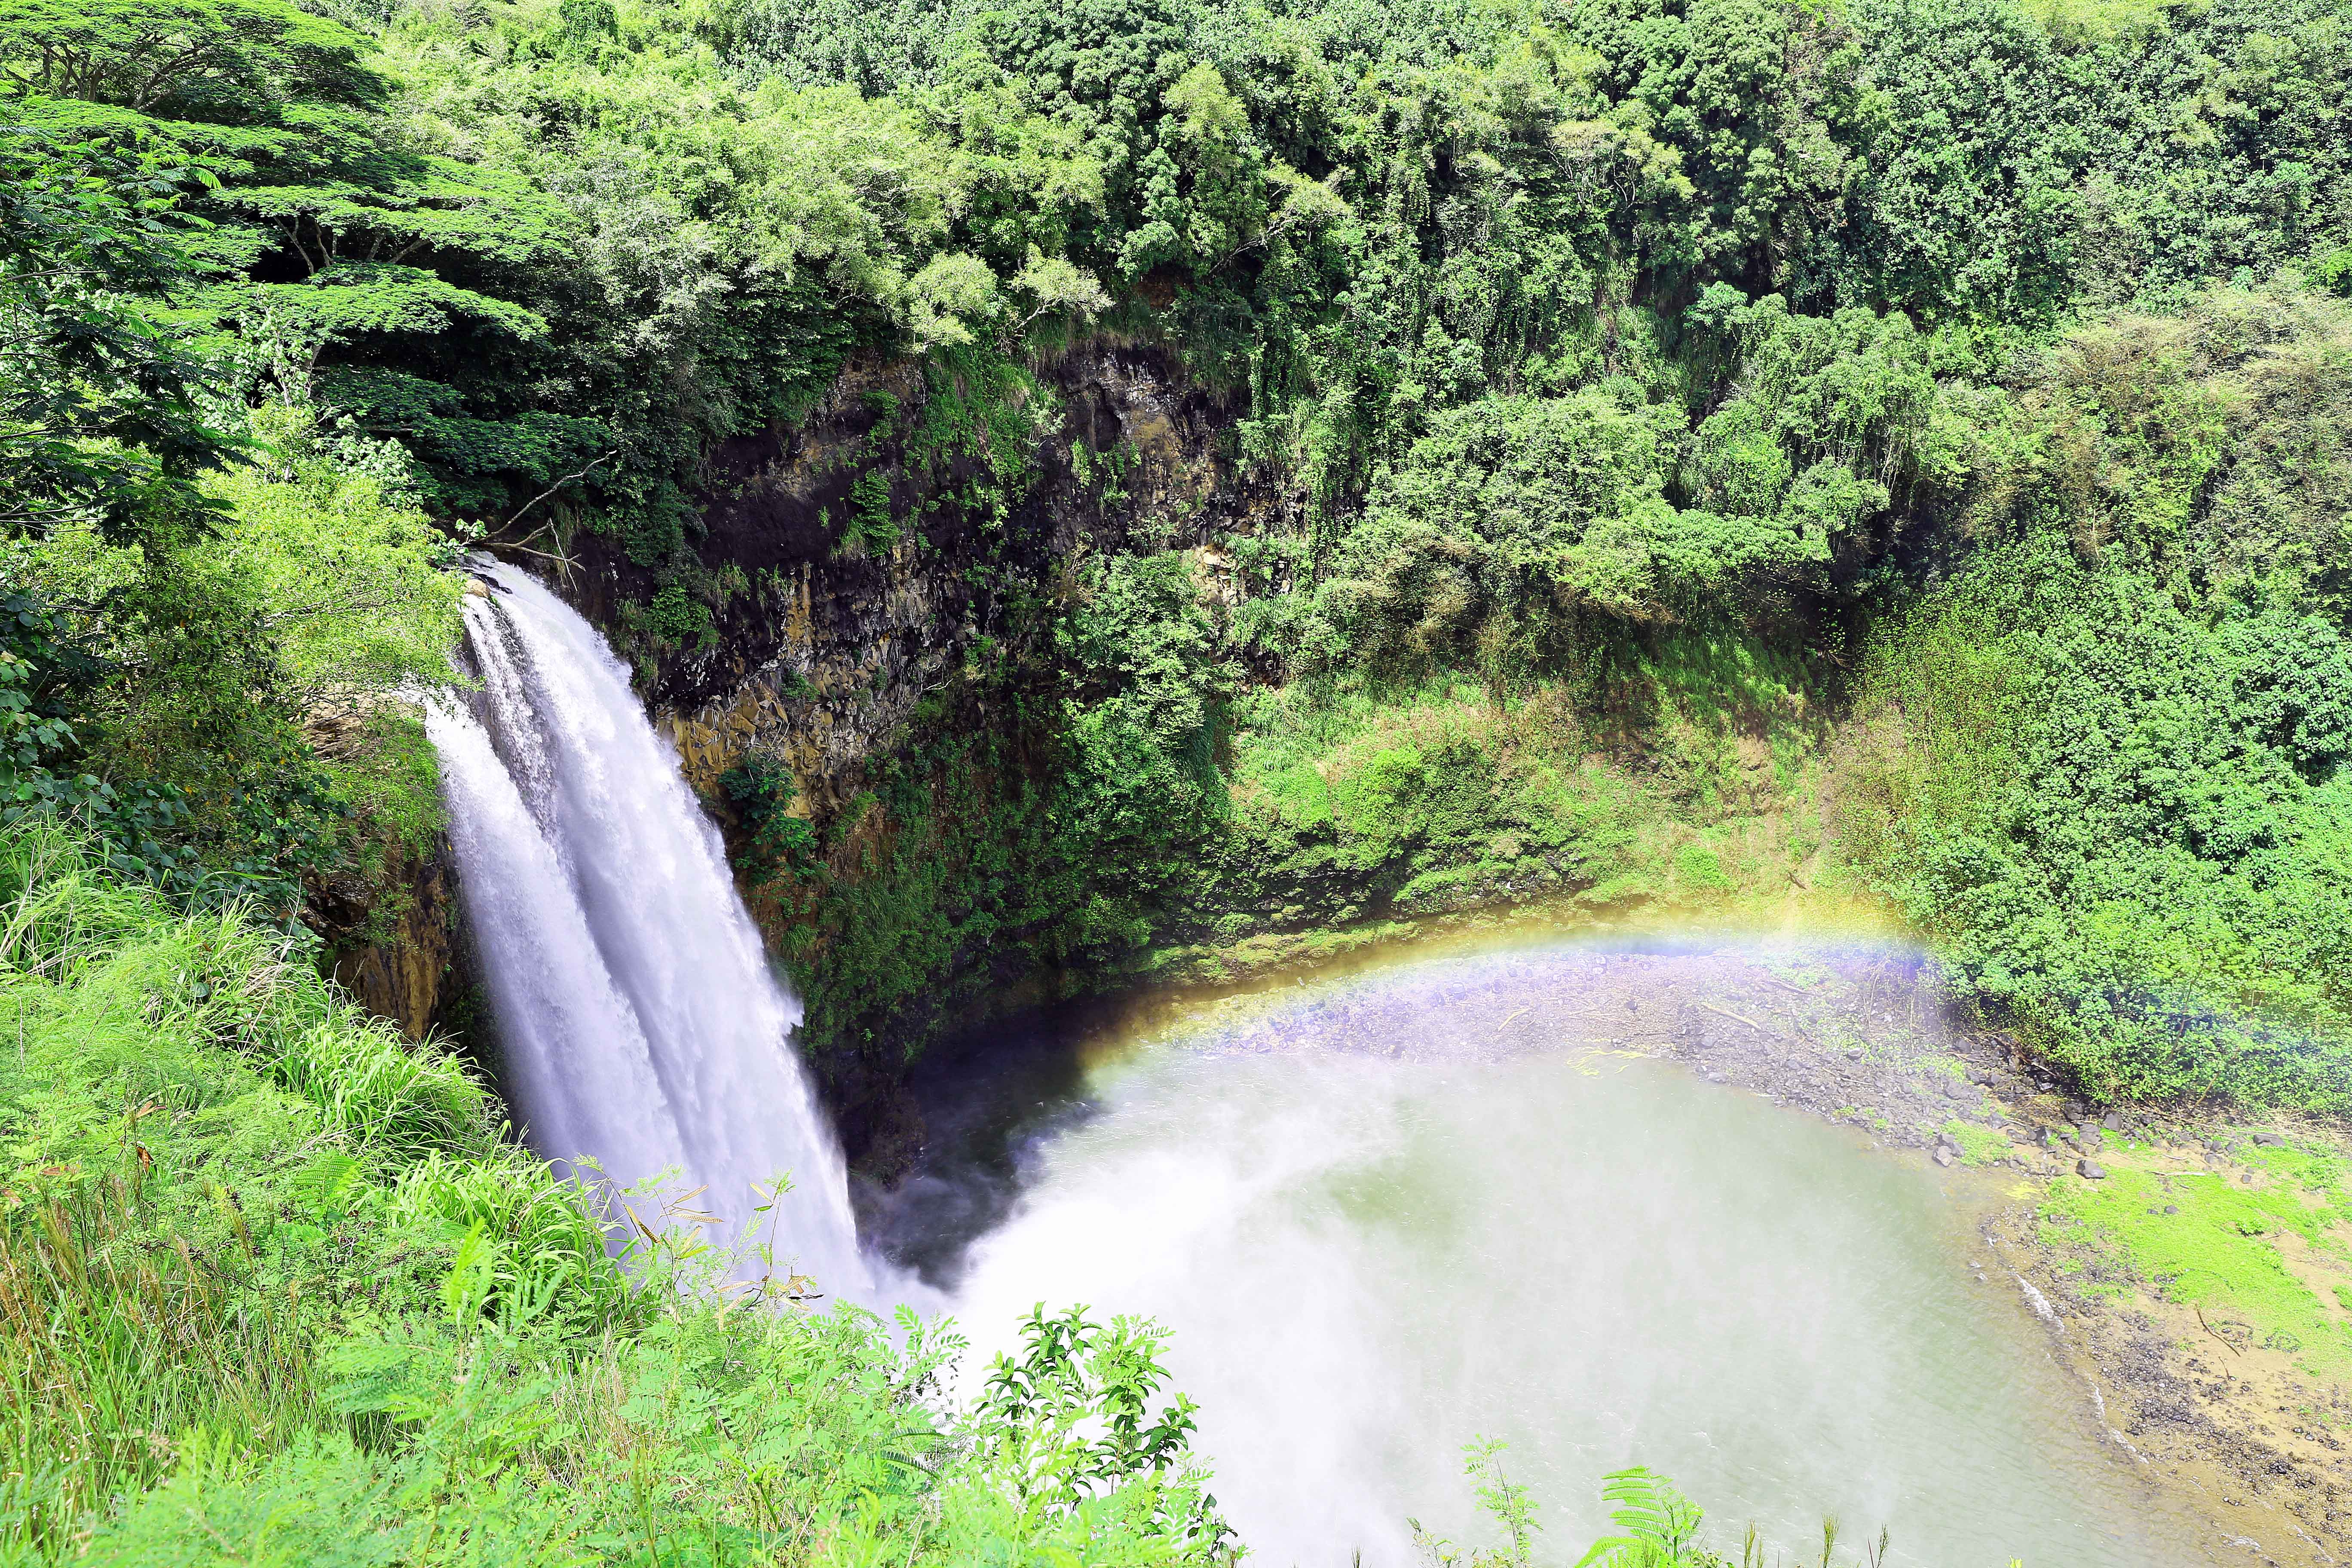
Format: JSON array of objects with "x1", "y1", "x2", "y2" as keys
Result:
[
  {"x1": 439, "y1": 1220, "x2": 496, "y2": 1327},
  {"x1": 1572, "y1": 1466, "x2": 1706, "y2": 1568},
  {"x1": 1414, "y1": 1440, "x2": 1541, "y2": 1568},
  {"x1": 292, "y1": 1151, "x2": 361, "y2": 1220}
]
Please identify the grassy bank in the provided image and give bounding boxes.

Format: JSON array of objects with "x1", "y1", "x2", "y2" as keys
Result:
[
  {"x1": 0, "y1": 827, "x2": 1234, "y2": 1567},
  {"x1": 2039, "y1": 1128, "x2": 2352, "y2": 1378}
]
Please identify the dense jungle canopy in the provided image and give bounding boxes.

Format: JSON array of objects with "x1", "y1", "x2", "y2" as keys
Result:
[
  {"x1": 1, "y1": 0, "x2": 2350, "y2": 1553},
  {"x1": 6, "y1": 0, "x2": 2351, "y2": 1097}
]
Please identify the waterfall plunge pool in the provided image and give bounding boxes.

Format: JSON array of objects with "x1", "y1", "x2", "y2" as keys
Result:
[
  {"x1": 869, "y1": 937, "x2": 2225, "y2": 1568},
  {"x1": 421, "y1": 574, "x2": 2219, "y2": 1565}
]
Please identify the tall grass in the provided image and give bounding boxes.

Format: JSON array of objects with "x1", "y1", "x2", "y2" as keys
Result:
[
  {"x1": 0, "y1": 1178, "x2": 316, "y2": 1559},
  {"x1": 0, "y1": 828, "x2": 631, "y2": 1562},
  {"x1": 0, "y1": 825, "x2": 1238, "y2": 1568},
  {"x1": 1, "y1": 828, "x2": 493, "y2": 1157}
]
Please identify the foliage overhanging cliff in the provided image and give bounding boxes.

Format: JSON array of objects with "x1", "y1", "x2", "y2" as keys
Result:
[{"x1": 3, "y1": 0, "x2": 2349, "y2": 1124}]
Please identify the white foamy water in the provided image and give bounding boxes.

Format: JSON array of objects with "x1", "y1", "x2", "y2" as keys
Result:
[
  {"x1": 426, "y1": 564, "x2": 867, "y2": 1295},
  {"x1": 938, "y1": 946, "x2": 2225, "y2": 1568}
]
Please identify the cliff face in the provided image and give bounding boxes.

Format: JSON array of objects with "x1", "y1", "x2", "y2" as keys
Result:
[
  {"x1": 352, "y1": 339, "x2": 1834, "y2": 1176},
  {"x1": 317, "y1": 837, "x2": 465, "y2": 1042},
  {"x1": 572, "y1": 340, "x2": 1269, "y2": 802},
  {"x1": 319, "y1": 344, "x2": 1262, "y2": 1130}
]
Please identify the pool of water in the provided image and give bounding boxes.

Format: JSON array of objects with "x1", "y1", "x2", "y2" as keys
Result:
[{"x1": 879, "y1": 938, "x2": 2223, "y2": 1568}]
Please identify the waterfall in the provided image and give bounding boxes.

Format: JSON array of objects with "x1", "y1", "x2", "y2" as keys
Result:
[{"x1": 425, "y1": 562, "x2": 868, "y2": 1297}]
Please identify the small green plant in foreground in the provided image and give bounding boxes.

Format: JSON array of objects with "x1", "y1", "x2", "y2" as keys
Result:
[{"x1": 1426, "y1": 1442, "x2": 1894, "y2": 1568}]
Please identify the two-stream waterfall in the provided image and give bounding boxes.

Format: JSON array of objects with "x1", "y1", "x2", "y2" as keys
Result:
[{"x1": 426, "y1": 564, "x2": 868, "y2": 1296}]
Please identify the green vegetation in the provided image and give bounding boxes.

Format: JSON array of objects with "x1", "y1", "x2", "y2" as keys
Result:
[
  {"x1": 6, "y1": 0, "x2": 2346, "y2": 1100},
  {"x1": 1841, "y1": 288, "x2": 2352, "y2": 1108},
  {"x1": 0, "y1": 827, "x2": 1238, "y2": 1566},
  {"x1": 3, "y1": 0, "x2": 2351, "y2": 1547},
  {"x1": 2, "y1": 102, "x2": 464, "y2": 918},
  {"x1": 1938, "y1": 1119, "x2": 2016, "y2": 1168},
  {"x1": 566, "y1": 0, "x2": 2341, "y2": 1103},
  {"x1": 1429, "y1": 1448, "x2": 1825, "y2": 1568},
  {"x1": 2041, "y1": 1131, "x2": 2352, "y2": 1378}
]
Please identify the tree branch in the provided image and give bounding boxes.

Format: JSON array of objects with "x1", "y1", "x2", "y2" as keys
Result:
[
  {"x1": 258, "y1": 589, "x2": 404, "y2": 629},
  {"x1": 499, "y1": 450, "x2": 616, "y2": 535},
  {"x1": 479, "y1": 533, "x2": 582, "y2": 589}
]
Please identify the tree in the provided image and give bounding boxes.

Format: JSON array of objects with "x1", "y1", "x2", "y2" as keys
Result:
[
  {"x1": 0, "y1": 0, "x2": 374, "y2": 118},
  {"x1": 0, "y1": 114, "x2": 234, "y2": 547},
  {"x1": 4, "y1": 0, "x2": 590, "y2": 520}
]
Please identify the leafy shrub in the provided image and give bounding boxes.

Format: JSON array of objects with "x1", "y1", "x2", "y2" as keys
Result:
[
  {"x1": 1051, "y1": 551, "x2": 1235, "y2": 868},
  {"x1": 720, "y1": 751, "x2": 822, "y2": 875},
  {"x1": 1845, "y1": 535, "x2": 2352, "y2": 1107}
]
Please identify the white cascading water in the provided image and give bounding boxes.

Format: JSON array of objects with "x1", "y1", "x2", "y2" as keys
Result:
[{"x1": 424, "y1": 562, "x2": 869, "y2": 1297}]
